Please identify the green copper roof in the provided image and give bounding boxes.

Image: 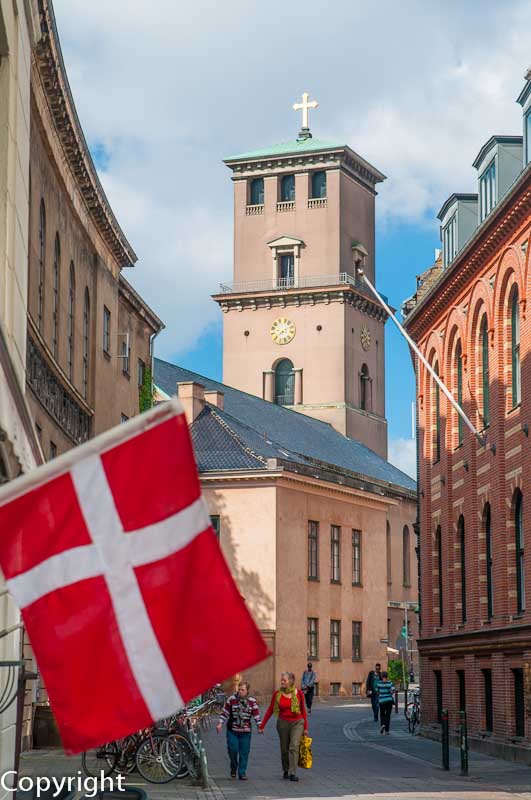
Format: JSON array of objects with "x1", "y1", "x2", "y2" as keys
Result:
[{"x1": 224, "y1": 138, "x2": 346, "y2": 162}]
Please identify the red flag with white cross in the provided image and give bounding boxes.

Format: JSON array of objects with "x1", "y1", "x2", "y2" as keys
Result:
[{"x1": 0, "y1": 399, "x2": 268, "y2": 753}]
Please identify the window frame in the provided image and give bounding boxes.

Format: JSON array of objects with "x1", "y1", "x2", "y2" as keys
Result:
[
  {"x1": 52, "y1": 233, "x2": 60, "y2": 359},
  {"x1": 82, "y1": 288, "x2": 90, "y2": 400},
  {"x1": 436, "y1": 525, "x2": 443, "y2": 626},
  {"x1": 311, "y1": 170, "x2": 327, "y2": 199},
  {"x1": 280, "y1": 174, "x2": 295, "y2": 202},
  {"x1": 38, "y1": 199, "x2": 46, "y2": 332},
  {"x1": 352, "y1": 529, "x2": 362, "y2": 586},
  {"x1": 103, "y1": 306, "x2": 111, "y2": 355},
  {"x1": 274, "y1": 358, "x2": 295, "y2": 406},
  {"x1": 480, "y1": 316, "x2": 490, "y2": 428},
  {"x1": 210, "y1": 515, "x2": 220, "y2": 538},
  {"x1": 483, "y1": 668, "x2": 493, "y2": 732},
  {"x1": 330, "y1": 619, "x2": 341, "y2": 661},
  {"x1": 402, "y1": 525, "x2": 411, "y2": 587},
  {"x1": 484, "y1": 504, "x2": 493, "y2": 620},
  {"x1": 307, "y1": 617, "x2": 318, "y2": 659},
  {"x1": 330, "y1": 525, "x2": 341, "y2": 583},
  {"x1": 351, "y1": 620, "x2": 362, "y2": 661},
  {"x1": 458, "y1": 515, "x2": 466, "y2": 623},
  {"x1": 456, "y1": 341, "x2": 464, "y2": 447},
  {"x1": 308, "y1": 520, "x2": 319, "y2": 580},
  {"x1": 433, "y1": 361, "x2": 441, "y2": 463},
  {"x1": 479, "y1": 159, "x2": 496, "y2": 222},
  {"x1": 249, "y1": 177, "x2": 264, "y2": 206},
  {"x1": 511, "y1": 287, "x2": 521, "y2": 408},
  {"x1": 515, "y1": 490, "x2": 525, "y2": 614}
]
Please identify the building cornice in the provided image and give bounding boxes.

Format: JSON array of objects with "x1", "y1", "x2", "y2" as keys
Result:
[
  {"x1": 418, "y1": 622, "x2": 531, "y2": 657},
  {"x1": 405, "y1": 162, "x2": 531, "y2": 337},
  {"x1": 34, "y1": 0, "x2": 137, "y2": 269},
  {"x1": 118, "y1": 276, "x2": 165, "y2": 334}
]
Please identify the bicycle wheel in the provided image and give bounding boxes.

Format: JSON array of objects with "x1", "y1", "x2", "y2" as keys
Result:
[
  {"x1": 404, "y1": 702, "x2": 416, "y2": 721},
  {"x1": 408, "y1": 707, "x2": 419, "y2": 734},
  {"x1": 114, "y1": 734, "x2": 140, "y2": 775},
  {"x1": 162, "y1": 734, "x2": 185, "y2": 776},
  {"x1": 136, "y1": 733, "x2": 180, "y2": 783},
  {"x1": 82, "y1": 741, "x2": 118, "y2": 777}
]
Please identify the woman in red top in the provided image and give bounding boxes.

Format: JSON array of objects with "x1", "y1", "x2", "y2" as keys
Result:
[{"x1": 259, "y1": 671, "x2": 308, "y2": 781}]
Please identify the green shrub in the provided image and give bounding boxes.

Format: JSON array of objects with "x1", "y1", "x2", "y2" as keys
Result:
[{"x1": 387, "y1": 659, "x2": 405, "y2": 688}]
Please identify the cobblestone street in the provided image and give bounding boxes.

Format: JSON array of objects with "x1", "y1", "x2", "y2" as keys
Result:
[{"x1": 20, "y1": 701, "x2": 531, "y2": 800}]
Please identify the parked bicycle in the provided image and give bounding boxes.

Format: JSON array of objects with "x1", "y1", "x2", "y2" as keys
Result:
[{"x1": 404, "y1": 688, "x2": 421, "y2": 734}]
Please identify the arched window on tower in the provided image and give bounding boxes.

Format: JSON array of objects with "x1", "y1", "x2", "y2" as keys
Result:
[
  {"x1": 280, "y1": 174, "x2": 295, "y2": 202},
  {"x1": 274, "y1": 359, "x2": 295, "y2": 406},
  {"x1": 52, "y1": 233, "x2": 61, "y2": 358},
  {"x1": 402, "y1": 525, "x2": 410, "y2": 587},
  {"x1": 514, "y1": 489, "x2": 525, "y2": 614},
  {"x1": 82, "y1": 288, "x2": 90, "y2": 400},
  {"x1": 510, "y1": 286, "x2": 521, "y2": 407},
  {"x1": 38, "y1": 199, "x2": 46, "y2": 332},
  {"x1": 68, "y1": 262, "x2": 75, "y2": 382},
  {"x1": 360, "y1": 364, "x2": 371, "y2": 411},
  {"x1": 249, "y1": 177, "x2": 264, "y2": 206},
  {"x1": 480, "y1": 315, "x2": 490, "y2": 428},
  {"x1": 311, "y1": 171, "x2": 327, "y2": 199}
]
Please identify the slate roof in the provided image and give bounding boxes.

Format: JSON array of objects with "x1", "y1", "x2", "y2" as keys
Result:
[
  {"x1": 224, "y1": 139, "x2": 346, "y2": 162},
  {"x1": 154, "y1": 358, "x2": 416, "y2": 496}
]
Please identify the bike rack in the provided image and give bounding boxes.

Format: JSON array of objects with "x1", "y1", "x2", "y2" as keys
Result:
[{"x1": 0, "y1": 660, "x2": 24, "y2": 714}]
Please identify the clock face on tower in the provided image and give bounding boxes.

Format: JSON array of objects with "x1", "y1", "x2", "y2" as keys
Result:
[{"x1": 270, "y1": 317, "x2": 296, "y2": 345}]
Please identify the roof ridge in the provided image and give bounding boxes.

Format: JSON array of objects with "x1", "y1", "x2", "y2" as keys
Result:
[{"x1": 205, "y1": 407, "x2": 268, "y2": 467}]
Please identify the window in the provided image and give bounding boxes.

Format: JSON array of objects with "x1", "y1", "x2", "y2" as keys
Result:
[
  {"x1": 307, "y1": 617, "x2": 318, "y2": 659},
  {"x1": 82, "y1": 289, "x2": 90, "y2": 400},
  {"x1": 435, "y1": 670, "x2": 443, "y2": 723},
  {"x1": 137, "y1": 358, "x2": 146, "y2": 388},
  {"x1": 331, "y1": 525, "x2": 341, "y2": 582},
  {"x1": 38, "y1": 199, "x2": 46, "y2": 333},
  {"x1": 526, "y1": 109, "x2": 531, "y2": 165},
  {"x1": 484, "y1": 504, "x2": 493, "y2": 619},
  {"x1": 120, "y1": 414, "x2": 129, "y2": 424},
  {"x1": 433, "y1": 361, "x2": 441, "y2": 462},
  {"x1": 360, "y1": 364, "x2": 370, "y2": 411},
  {"x1": 480, "y1": 316, "x2": 490, "y2": 427},
  {"x1": 311, "y1": 171, "x2": 326, "y2": 198},
  {"x1": 330, "y1": 620, "x2": 341, "y2": 660},
  {"x1": 511, "y1": 287, "x2": 521, "y2": 407},
  {"x1": 436, "y1": 526, "x2": 443, "y2": 626},
  {"x1": 457, "y1": 669, "x2": 466, "y2": 713},
  {"x1": 352, "y1": 621, "x2": 362, "y2": 661},
  {"x1": 483, "y1": 669, "x2": 493, "y2": 732},
  {"x1": 103, "y1": 307, "x2": 111, "y2": 354},
  {"x1": 67, "y1": 263, "x2": 75, "y2": 382},
  {"x1": 479, "y1": 159, "x2": 496, "y2": 222},
  {"x1": 513, "y1": 668, "x2": 525, "y2": 736},
  {"x1": 402, "y1": 525, "x2": 411, "y2": 587},
  {"x1": 456, "y1": 341, "x2": 463, "y2": 446},
  {"x1": 279, "y1": 254, "x2": 294, "y2": 287},
  {"x1": 352, "y1": 530, "x2": 362, "y2": 585},
  {"x1": 443, "y1": 213, "x2": 457, "y2": 267},
  {"x1": 308, "y1": 520, "x2": 319, "y2": 580},
  {"x1": 52, "y1": 233, "x2": 60, "y2": 358},
  {"x1": 210, "y1": 515, "x2": 220, "y2": 538},
  {"x1": 49, "y1": 441, "x2": 57, "y2": 460},
  {"x1": 280, "y1": 174, "x2": 295, "y2": 202},
  {"x1": 352, "y1": 682, "x2": 362, "y2": 697},
  {"x1": 249, "y1": 177, "x2": 264, "y2": 206},
  {"x1": 458, "y1": 515, "x2": 466, "y2": 623},
  {"x1": 330, "y1": 682, "x2": 341, "y2": 696},
  {"x1": 121, "y1": 338, "x2": 130, "y2": 376},
  {"x1": 386, "y1": 522, "x2": 392, "y2": 585},
  {"x1": 274, "y1": 359, "x2": 294, "y2": 405},
  {"x1": 515, "y1": 490, "x2": 525, "y2": 613}
]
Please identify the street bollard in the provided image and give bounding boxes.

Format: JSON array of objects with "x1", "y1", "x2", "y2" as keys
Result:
[
  {"x1": 459, "y1": 710, "x2": 469, "y2": 776},
  {"x1": 394, "y1": 689, "x2": 399, "y2": 714},
  {"x1": 441, "y1": 708, "x2": 449, "y2": 770}
]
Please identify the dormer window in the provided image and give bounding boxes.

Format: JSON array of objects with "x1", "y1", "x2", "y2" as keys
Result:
[
  {"x1": 479, "y1": 160, "x2": 496, "y2": 222},
  {"x1": 249, "y1": 177, "x2": 264, "y2": 206},
  {"x1": 442, "y1": 214, "x2": 457, "y2": 268}
]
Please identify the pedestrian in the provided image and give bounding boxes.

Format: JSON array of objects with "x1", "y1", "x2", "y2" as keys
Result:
[
  {"x1": 376, "y1": 670, "x2": 395, "y2": 735},
  {"x1": 301, "y1": 662, "x2": 317, "y2": 714},
  {"x1": 216, "y1": 681, "x2": 262, "y2": 780},
  {"x1": 260, "y1": 671, "x2": 308, "y2": 782},
  {"x1": 365, "y1": 662, "x2": 382, "y2": 722}
]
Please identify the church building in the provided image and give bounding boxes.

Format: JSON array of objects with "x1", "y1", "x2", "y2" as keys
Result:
[{"x1": 155, "y1": 96, "x2": 418, "y2": 697}]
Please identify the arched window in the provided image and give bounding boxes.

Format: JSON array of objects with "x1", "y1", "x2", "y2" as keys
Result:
[
  {"x1": 436, "y1": 526, "x2": 443, "y2": 626},
  {"x1": 249, "y1": 177, "x2": 264, "y2": 206},
  {"x1": 38, "y1": 199, "x2": 46, "y2": 331},
  {"x1": 360, "y1": 364, "x2": 370, "y2": 411},
  {"x1": 455, "y1": 341, "x2": 463, "y2": 447},
  {"x1": 433, "y1": 361, "x2": 441, "y2": 463},
  {"x1": 480, "y1": 316, "x2": 490, "y2": 428},
  {"x1": 52, "y1": 233, "x2": 60, "y2": 358},
  {"x1": 515, "y1": 490, "x2": 525, "y2": 614},
  {"x1": 311, "y1": 171, "x2": 326, "y2": 199},
  {"x1": 68, "y1": 263, "x2": 75, "y2": 382},
  {"x1": 386, "y1": 521, "x2": 392, "y2": 585},
  {"x1": 484, "y1": 503, "x2": 493, "y2": 620},
  {"x1": 280, "y1": 174, "x2": 295, "y2": 202},
  {"x1": 274, "y1": 359, "x2": 294, "y2": 406},
  {"x1": 458, "y1": 515, "x2": 466, "y2": 623},
  {"x1": 511, "y1": 286, "x2": 521, "y2": 407},
  {"x1": 82, "y1": 288, "x2": 90, "y2": 400},
  {"x1": 402, "y1": 525, "x2": 410, "y2": 587}
]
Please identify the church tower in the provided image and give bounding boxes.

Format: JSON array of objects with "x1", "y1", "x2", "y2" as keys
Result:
[{"x1": 213, "y1": 94, "x2": 389, "y2": 457}]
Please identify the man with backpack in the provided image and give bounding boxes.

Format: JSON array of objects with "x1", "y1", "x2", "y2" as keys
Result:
[
  {"x1": 217, "y1": 681, "x2": 262, "y2": 780},
  {"x1": 366, "y1": 662, "x2": 382, "y2": 721}
]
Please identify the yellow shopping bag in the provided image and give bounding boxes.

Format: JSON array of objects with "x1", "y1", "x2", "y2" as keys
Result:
[{"x1": 298, "y1": 733, "x2": 313, "y2": 769}]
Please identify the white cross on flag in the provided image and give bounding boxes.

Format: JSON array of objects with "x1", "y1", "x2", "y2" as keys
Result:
[{"x1": 0, "y1": 399, "x2": 269, "y2": 753}]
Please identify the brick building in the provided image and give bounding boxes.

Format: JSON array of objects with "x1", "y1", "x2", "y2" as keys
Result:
[{"x1": 403, "y1": 70, "x2": 531, "y2": 762}]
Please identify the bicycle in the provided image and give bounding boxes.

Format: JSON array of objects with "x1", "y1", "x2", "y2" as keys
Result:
[{"x1": 405, "y1": 689, "x2": 421, "y2": 734}]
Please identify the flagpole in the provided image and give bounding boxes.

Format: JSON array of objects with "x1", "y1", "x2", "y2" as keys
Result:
[{"x1": 356, "y1": 268, "x2": 486, "y2": 447}]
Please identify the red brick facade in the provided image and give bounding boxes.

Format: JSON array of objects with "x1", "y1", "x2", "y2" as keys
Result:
[{"x1": 404, "y1": 88, "x2": 531, "y2": 761}]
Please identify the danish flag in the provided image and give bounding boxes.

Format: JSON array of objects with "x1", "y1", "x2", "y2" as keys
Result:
[{"x1": 0, "y1": 399, "x2": 268, "y2": 753}]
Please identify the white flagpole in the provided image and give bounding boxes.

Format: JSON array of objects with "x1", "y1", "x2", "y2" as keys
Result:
[{"x1": 356, "y1": 268, "x2": 486, "y2": 447}]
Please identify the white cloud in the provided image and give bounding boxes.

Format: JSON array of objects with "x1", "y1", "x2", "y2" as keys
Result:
[
  {"x1": 388, "y1": 438, "x2": 417, "y2": 480},
  {"x1": 51, "y1": 0, "x2": 531, "y2": 358}
]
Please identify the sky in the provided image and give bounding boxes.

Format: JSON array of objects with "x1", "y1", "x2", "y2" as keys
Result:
[{"x1": 52, "y1": 0, "x2": 531, "y2": 478}]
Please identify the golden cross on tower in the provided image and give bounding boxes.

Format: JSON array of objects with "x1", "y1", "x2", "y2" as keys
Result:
[{"x1": 293, "y1": 92, "x2": 318, "y2": 132}]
